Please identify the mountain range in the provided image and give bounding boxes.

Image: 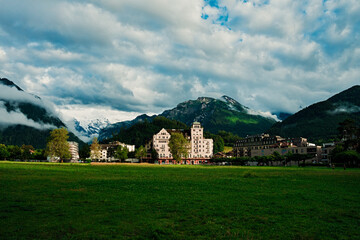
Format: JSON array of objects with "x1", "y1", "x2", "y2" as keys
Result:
[
  {"x1": 98, "y1": 96, "x2": 277, "y2": 140},
  {"x1": 72, "y1": 118, "x2": 111, "y2": 142},
  {"x1": 0, "y1": 78, "x2": 84, "y2": 148},
  {"x1": 1, "y1": 77, "x2": 359, "y2": 148},
  {"x1": 268, "y1": 85, "x2": 360, "y2": 142}
]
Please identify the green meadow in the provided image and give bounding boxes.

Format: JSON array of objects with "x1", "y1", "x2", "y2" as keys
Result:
[{"x1": 1, "y1": 162, "x2": 359, "y2": 239}]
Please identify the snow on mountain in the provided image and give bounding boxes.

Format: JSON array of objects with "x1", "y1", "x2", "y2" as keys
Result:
[
  {"x1": 67, "y1": 117, "x2": 111, "y2": 143},
  {"x1": 219, "y1": 95, "x2": 279, "y2": 121}
]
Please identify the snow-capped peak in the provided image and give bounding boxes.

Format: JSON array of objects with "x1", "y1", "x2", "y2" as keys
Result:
[{"x1": 67, "y1": 117, "x2": 111, "y2": 142}]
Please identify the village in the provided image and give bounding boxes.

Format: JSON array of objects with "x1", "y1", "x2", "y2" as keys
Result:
[{"x1": 65, "y1": 121, "x2": 338, "y2": 167}]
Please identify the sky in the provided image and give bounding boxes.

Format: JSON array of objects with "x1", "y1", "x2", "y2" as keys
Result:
[{"x1": 0, "y1": 0, "x2": 359, "y2": 123}]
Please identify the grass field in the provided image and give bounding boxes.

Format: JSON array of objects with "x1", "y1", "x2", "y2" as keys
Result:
[{"x1": 1, "y1": 162, "x2": 359, "y2": 239}]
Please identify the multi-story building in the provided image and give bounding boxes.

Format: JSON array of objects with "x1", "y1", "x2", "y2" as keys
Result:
[
  {"x1": 49, "y1": 141, "x2": 79, "y2": 162},
  {"x1": 233, "y1": 134, "x2": 285, "y2": 157},
  {"x1": 152, "y1": 122, "x2": 213, "y2": 164},
  {"x1": 68, "y1": 141, "x2": 79, "y2": 162},
  {"x1": 234, "y1": 134, "x2": 321, "y2": 161},
  {"x1": 190, "y1": 122, "x2": 213, "y2": 159},
  {"x1": 321, "y1": 142, "x2": 336, "y2": 163}
]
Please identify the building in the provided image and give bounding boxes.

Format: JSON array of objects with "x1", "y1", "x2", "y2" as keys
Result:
[
  {"x1": 152, "y1": 122, "x2": 213, "y2": 164},
  {"x1": 91, "y1": 141, "x2": 135, "y2": 162},
  {"x1": 321, "y1": 142, "x2": 336, "y2": 163},
  {"x1": 49, "y1": 141, "x2": 79, "y2": 162},
  {"x1": 68, "y1": 141, "x2": 79, "y2": 162},
  {"x1": 234, "y1": 134, "x2": 321, "y2": 161},
  {"x1": 190, "y1": 122, "x2": 213, "y2": 159},
  {"x1": 233, "y1": 134, "x2": 286, "y2": 157}
]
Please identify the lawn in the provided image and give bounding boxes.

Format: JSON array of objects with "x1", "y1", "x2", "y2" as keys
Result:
[{"x1": 1, "y1": 162, "x2": 359, "y2": 239}]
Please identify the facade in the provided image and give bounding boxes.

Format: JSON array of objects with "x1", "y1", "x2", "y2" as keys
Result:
[
  {"x1": 91, "y1": 141, "x2": 135, "y2": 162},
  {"x1": 190, "y1": 122, "x2": 213, "y2": 159},
  {"x1": 234, "y1": 134, "x2": 321, "y2": 161},
  {"x1": 321, "y1": 142, "x2": 336, "y2": 163},
  {"x1": 250, "y1": 145, "x2": 322, "y2": 160},
  {"x1": 152, "y1": 122, "x2": 213, "y2": 164},
  {"x1": 68, "y1": 141, "x2": 80, "y2": 162},
  {"x1": 233, "y1": 134, "x2": 286, "y2": 157}
]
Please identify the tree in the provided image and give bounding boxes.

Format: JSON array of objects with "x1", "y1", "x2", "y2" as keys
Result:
[
  {"x1": 79, "y1": 144, "x2": 90, "y2": 160},
  {"x1": 151, "y1": 149, "x2": 158, "y2": 161},
  {"x1": 135, "y1": 145, "x2": 146, "y2": 163},
  {"x1": 213, "y1": 135, "x2": 224, "y2": 153},
  {"x1": 90, "y1": 137, "x2": 101, "y2": 161},
  {"x1": 168, "y1": 132, "x2": 190, "y2": 163},
  {"x1": 333, "y1": 150, "x2": 360, "y2": 168},
  {"x1": 0, "y1": 144, "x2": 10, "y2": 160},
  {"x1": 114, "y1": 145, "x2": 128, "y2": 162},
  {"x1": 45, "y1": 128, "x2": 71, "y2": 163},
  {"x1": 204, "y1": 132, "x2": 224, "y2": 153},
  {"x1": 32, "y1": 149, "x2": 46, "y2": 160},
  {"x1": 21, "y1": 145, "x2": 34, "y2": 160},
  {"x1": 7, "y1": 145, "x2": 21, "y2": 160},
  {"x1": 338, "y1": 119, "x2": 359, "y2": 151},
  {"x1": 272, "y1": 151, "x2": 284, "y2": 162}
]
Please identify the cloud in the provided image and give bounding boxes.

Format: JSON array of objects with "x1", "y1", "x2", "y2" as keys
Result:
[
  {"x1": 0, "y1": 83, "x2": 58, "y2": 116},
  {"x1": 58, "y1": 104, "x2": 148, "y2": 142},
  {"x1": 0, "y1": 0, "x2": 359, "y2": 122},
  {"x1": 328, "y1": 103, "x2": 360, "y2": 115},
  {"x1": 246, "y1": 109, "x2": 280, "y2": 122},
  {"x1": 0, "y1": 102, "x2": 57, "y2": 130},
  {"x1": 57, "y1": 104, "x2": 146, "y2": 123}
]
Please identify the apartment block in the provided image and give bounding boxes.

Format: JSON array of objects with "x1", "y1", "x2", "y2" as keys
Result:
[
  {"x1": 234, "y1": 134, "x2": 321, "y2": 161},
  {"x1": 153, "y1": 122, "x2": 213, "y2": 164},
  {"x1": 68, "y1": 141, "x2": 80, "y2": 162}
]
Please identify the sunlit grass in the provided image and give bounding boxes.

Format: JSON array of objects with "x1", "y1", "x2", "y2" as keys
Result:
[
  {"x1": 1, "y1": 162, "x2": 359, "y2": 239},
  {"x1": 226, "y1": 116, "x2": 258, "y2": 124}
]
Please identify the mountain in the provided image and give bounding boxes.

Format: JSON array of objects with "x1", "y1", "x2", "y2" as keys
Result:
[
  {"x1": 160, "y1": 96, "x2": 277, "y2": 136},
  {"x1": 71, "y1": 117, "x2": 111, "y2": 142},
  {"x1": 0, "y1": 78, "x2": 84, "y2": 148},
  {"x1": 267, "y1": 85, "x2": 360, "y2": 142},
  {"x1": 273, "y1": 112, "x2": 292, "y2": 121},
  {"x1": 99, "y1": 95, "x2": 277, "y2": 140},
  {"x1": 98, "y1": 114, "x2": 155, "y2": 140},
  {"x1": 105, "y1": 116, "x2": 188, "y2": 147}
]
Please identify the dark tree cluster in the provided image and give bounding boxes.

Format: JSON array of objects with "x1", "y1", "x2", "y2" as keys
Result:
[{"x1": 0, "y1": 144, "x2": 46, "y2": 161}]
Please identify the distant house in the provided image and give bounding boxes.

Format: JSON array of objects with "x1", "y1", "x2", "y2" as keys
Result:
[
  {"x1": 92, "y1": 141, "x2": 135, "y2": 162},
  {"x1": 152, "y1": 122, "x2": 213, "y2": 164},
  {"x1": 213, "y1": 152, "x2": 227, "y2": 159}
]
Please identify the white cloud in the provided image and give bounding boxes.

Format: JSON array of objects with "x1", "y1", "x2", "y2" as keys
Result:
[
  {"x1": 0, "y1": 47, "x2": 6, "y2": 62},
  {"x1": 0, "y1": 83, "x2": 58, "y2": 116},
  {"x1": 0, "y1": 102, "x2": 56, "y2": 130},
  {"x1": 57, "y1": 104, "x2": 146, "y2": 124},
  {"x1": 0, "y1": 0, "x2": 359, "y2": 120}
]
